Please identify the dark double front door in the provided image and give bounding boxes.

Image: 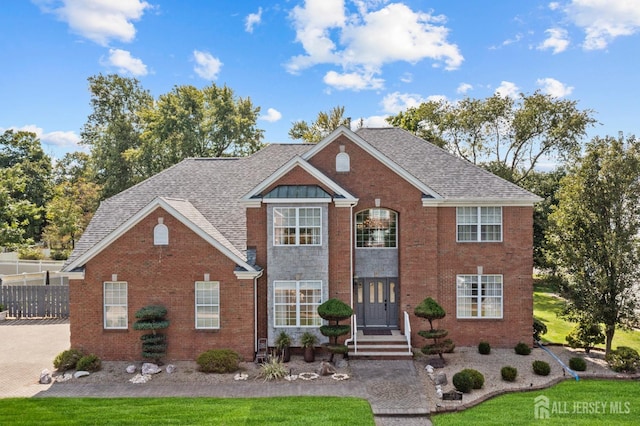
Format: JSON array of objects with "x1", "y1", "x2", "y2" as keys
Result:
[{"x1": 355, "y1": 277, "x2": 399, "y2": 328}]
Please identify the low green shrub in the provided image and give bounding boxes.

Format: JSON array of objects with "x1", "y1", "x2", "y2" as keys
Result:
[
  {"x1": 566, "y1": 323, "x2": 605, "y2": 354},
  {"x1": 259, "y1": 356, "x2": 287, "y2": 381},
  {"x1": 50, "y1": 249, "x2": 70, "y2": 260},
  {"x1": 501, "y1": 366, "x2": 518, "y2": 382},
  {"x1": 460, "y1": 368, "x2": 484, "y2": 389},
  {"x1": 18, "y1": 246, "x2": 44, "y2": 260},
  {"x1": 53, "y1": 349, "x2": 84, "y2": 371},
  {"x1": 532, "y1": 360, "x2": 551, "y2": 376},
  {"x1": 605, "y1": 346, "x2": 640, "y2": 373},
  {"x1": 514, "y1": 342, "x2": 531, "y2": 355},
  {"x1": 76, "y1": 354, "x2": 102, "y2": 372},
  {"x1": 569, "y1": 357, "x2": 587, "y2": 372},
  {"x1": 533, "y1": 318, "x2": 548, "y2": 341},
  {"x1": 452, "y1": 370, "x2": 474, "y2": 393},
  {"x1": 196, "y1": 349, "x2": 241, "y2": 373},
  {"x1": 478, "y1": 341, "x2": 491, "y2": 355}
]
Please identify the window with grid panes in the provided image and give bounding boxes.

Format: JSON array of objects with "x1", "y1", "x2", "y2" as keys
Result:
[
  {"x1": 456, "y1": 207, "x2": 502, "y2": 242},
  {"x1": 274, "y1": 281, "x2": 322, "y2": 327},
  {"x1": 456, "y1": 275, "x2": 503, "y2": 318}
]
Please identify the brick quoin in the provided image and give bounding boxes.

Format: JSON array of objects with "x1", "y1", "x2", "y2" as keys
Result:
[{"x1": 70, "y1": 208, "x2": 255, "y2": 361}]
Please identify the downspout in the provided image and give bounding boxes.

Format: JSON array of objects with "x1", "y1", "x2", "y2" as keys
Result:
[
  {"x1": 344, "y1": 202, "x2": 356, "y2": 347},
  {"x1": 253, "y1": 270, "x2": 264, "y2": 354}
]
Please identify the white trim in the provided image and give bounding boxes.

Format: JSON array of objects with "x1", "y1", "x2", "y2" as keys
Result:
[
  {"x1": 303, "y1": 126, "x2": 443, "y2": 200},
  {"x1": 263, "y1": 198, "x2": 332, "y2": 204},
  {"x1": 423, "y1": 198, "x2": 539, "y2": 207},
  {"x1": 103, "y1": 281, "x2": 128, "y2": 329},
  {"x1": 65, "y1": 197, "x2": 257, "y2": 273},
  {"x1": 195, "y1": 281, "x2": 220, "y2": 329},
  {"x1": 234, "y1": 270, "x2": 263, "y2": 280}
]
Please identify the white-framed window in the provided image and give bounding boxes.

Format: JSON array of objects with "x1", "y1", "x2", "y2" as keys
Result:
[
  {"x1": 195, "y1": 281, "x2": 220, "y2": 329},
  {"x1": 457, "y1": 207, "x2": 502, "y2": 242},
  {"x1": 273, "y1": 207, "x2": 322, "y2": 246},
  {"x1": 274, "y1": 280, "x2": 322, "y2": 327},
  {"x1": 104, "y1": 281, "x2": 128, "y2": 329},
  {"x1": 456, "y1": 274, "x2": 503, "y2": 319},
  {"x1": 356, "y1": 208, "x2": 397, "y2": 248}
]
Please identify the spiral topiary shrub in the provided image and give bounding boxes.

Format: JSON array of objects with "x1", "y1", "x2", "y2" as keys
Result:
[
  {"x1": 569, "y1": 357, "x2": 587, "y2": 371},
  {"x1": 532, "y1": 360, "x2": 551, "y2": 376},
  {"x1": 515, "y1": 342, "x2": 532, "y2": 355},
  {"x1": 53, "y1": 349, "x2": 84, "y2": 371},
  {"x1": 501, "y1": 366, "x2": 518, "y2": 382},
  {"x1": 478, "y1": 341, "x2": 491, "y2": 355},
  {"x1": 452, "y1": 370, "x2": 474, "y2": 393},
  {"x1": 133, "y1": 305, "x2": 170, "y2": 364},
  {"x1": 415, "y1": 297, "x2": 454, "y2": 360},
  {"x1": 460, "y1": 368, "x2": 484, "y2": 389},
  {"x1": 318, "y1": 298, "x2": 353, "y2": 363},
  {"x1": 196, "y1": 349, "x2": 241, "y2": 373},
  {"x1": 76, "y1": 354, "x2": 102, "y2": 372}
]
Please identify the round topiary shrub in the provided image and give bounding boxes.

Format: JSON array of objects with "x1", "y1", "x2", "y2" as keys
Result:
[
  {"x1": 501, "y1": 366, "x2": 518, "y2": 382},
  {"x1": 605, "y1": 346, "x2": 640, "y2": 373},
  {"x1": 532, "y1": 360, "x2": 551, "y2": 376},
  {"x1": 478, "y1": 341, "x2": 491, "y2": 355},
  {"x1": 53, "y1": 349, "x2": 84, "y2": 371},
  {"x1": 76, "y1": 354, "x2": 102, "y2": 372},
  {"x1": 515, "y1": 342, "x2": 532, "y2": 355},
  {"x1": 569, "y1": 357, "x2": 587, "y2": 372},
  {"x1": 452, "y1": 370, "x2": 474, "y2": 393},
  {"x1": 460, "y1": 368, "x2": 484, "y2": 389},
  {"x1": 197, "y1": 349, "x2": 241, "y2": 373}
]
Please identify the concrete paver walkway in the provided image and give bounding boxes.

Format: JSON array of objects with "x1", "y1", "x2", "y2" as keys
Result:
[{"x1": 0, "y1": 320, "x2": 431, "y2": 425}]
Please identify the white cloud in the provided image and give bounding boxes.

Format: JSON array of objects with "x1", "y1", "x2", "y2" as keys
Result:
[
  {"x1": 36, "y1": 0, "x2": 151, "y2": 46},
  {"x1": 287, "y1": 1, "x2": 462, "y2": 91},
  {"x1": 495, "y1": 81, "x2": 519, "y2": 98},
  {"x1": 245, "y1": 7, "x2": 262, "y2": 33},
  {"x1": 2, "y1": 125, "x2": 82, "y2": 150},
  {"x1": 381, "y1": 92, "x2": 427, "y2": 114},
  {"x1": 193, "y1": 50, "x2": 223, "y2": 80},
  {"x1": 537, "y1": 77, "x2": 574, "y2": 97},
  {"x1": 538, "y1": 28, "x2": 570, "y2": 54},
  {"x1": 400, "y1": 72, "x2": 413, "y2": 83},
  {"x1": 564, "y1": 0, "x2": 640, "y2": 50},
  {"x1": 456, "y1": 83, "x2": 473, "y2": 94},
  {"x1": 259, "y1": 108, "x2": 282, "y2": 122},
  {"x1": 323, "y1": 70, "x2": 384, "y2": 91},
  {"x1": 549, "y1": 2, "x2": 560, "y2": 11},
  {"x1": 103, "y1": 49, "x2": 148, "y2": 76},
  {"x1": 357, "y1": 115, "x2": 392, "y2": 128}
]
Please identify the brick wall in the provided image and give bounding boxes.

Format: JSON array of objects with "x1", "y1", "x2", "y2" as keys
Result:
[{"x1": 69, "y1": 208, "x2": 256, "y2": 361}]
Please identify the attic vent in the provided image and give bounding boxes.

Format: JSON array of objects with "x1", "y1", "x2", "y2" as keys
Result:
[
  {"x1": 336, "y1": 148, "x2": 350, "y2": 172},
  {"x1": 154, "y1": 218, "x2": 169, "y2": 246}
]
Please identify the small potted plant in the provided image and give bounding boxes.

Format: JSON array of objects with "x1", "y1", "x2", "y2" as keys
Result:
[
  {"x1": 275, "y1": 331, "x2": 292, "y2": 362},
  {"x1": 301, "y1": 331, "x2": 319, "y2": 362}
]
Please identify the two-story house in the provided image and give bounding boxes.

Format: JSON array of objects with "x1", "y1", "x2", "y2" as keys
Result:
[{"x1": 63, "y1": 126, "x2": 540, "y2": 361}]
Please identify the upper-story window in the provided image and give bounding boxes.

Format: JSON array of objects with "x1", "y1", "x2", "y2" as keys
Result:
[
  {"x1": 356, "y1": 208, "x2": 397, "y2": 248},
  {"x1": 457, "y1": 207, "x2": 502, "y2": 242},
  {"x1": 273, "y1": 207, "x2": 322, "y2": 246}
]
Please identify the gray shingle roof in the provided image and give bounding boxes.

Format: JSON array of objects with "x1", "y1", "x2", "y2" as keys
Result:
[{"x1": 65, "y1": 128, "x2": 539, "y2": 270}]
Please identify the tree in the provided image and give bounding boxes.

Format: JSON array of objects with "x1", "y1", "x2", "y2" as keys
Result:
[
  {"x1": 317, "y1": 298, "x2": 353, "y2": 363},
  {"x1": 0, "y1": 167, "x2": 40, "y2": 247},
  {"x1": 547, "y1": 135, "x2": 640, "y2": 355},
  {"x1": 0, "y1": 130, "x2": 52, "y2": 241},
  {"x1": 387, "y1": 92, "x2": 596, "y2": 184},
  {"x1": 133, "y1": 305, "x2": 170, "y2": 364},
  {"x1": 415, "y1": 297, "x2": 454, "y2": 362},
  {"x1": 289, "y1": 106, "x2": 350, "y2": 143},
  {"x1": 127, "y1": 83, "x2": 264, "y2": 179},
  {"x1": 81, "y1": 74, "x2": 153, "y2": 199}
]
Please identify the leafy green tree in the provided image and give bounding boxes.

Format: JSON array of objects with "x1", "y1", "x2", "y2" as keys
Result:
[
  {"x1": 387, "y1": 92, "x2": 596, "y2": 184},
  {"x1": 81, "y1": 74, "x2": 153, "y2": 199},
  {"x1": 127, "y1": 83, "x2": 264, "y2": 178},
  {"x1": 547, "y1": 135, "x2": 640, "y2": 355},
  {"x1": 289, "y1": 105, "x2": 350, "y2": 143},
  {"x1": 0, "y1": 167, "x2": 41, "y2": 247}
]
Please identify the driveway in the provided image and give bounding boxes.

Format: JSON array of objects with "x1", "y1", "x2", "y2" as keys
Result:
[{"x1": 0, "y1": 319, "x2": 70, "y2": 398}]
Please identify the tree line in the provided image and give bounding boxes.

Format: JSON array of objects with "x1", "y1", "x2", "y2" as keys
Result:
[{"x1": 1, "y1": 74, "x2": 637, "y2": 354}]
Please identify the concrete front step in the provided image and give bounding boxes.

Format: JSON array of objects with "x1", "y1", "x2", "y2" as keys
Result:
[{"x1": 348, "y1": 351, "x2": 413, "y2": 360}]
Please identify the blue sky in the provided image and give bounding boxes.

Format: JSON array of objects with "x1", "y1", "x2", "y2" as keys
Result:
[{"x1": 1, "y1": 0, "x2": 639, "y2": 160}]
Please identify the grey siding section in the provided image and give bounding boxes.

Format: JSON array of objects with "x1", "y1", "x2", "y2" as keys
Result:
[
  {"x1": 266, "y1": 203, "x2": 329, "y2": 346},
  {"x1": 354, "y1": 248, "x2": 398, "y2": 277}
]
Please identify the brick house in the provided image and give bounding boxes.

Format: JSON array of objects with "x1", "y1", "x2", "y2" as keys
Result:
[{"x1": 63, "y1": 127, "x2": 540, "y2": 361}]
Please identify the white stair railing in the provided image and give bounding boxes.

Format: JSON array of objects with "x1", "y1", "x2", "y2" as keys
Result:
[{"x1": 404, "y1": 311, "x2": 412, "y2": 354}]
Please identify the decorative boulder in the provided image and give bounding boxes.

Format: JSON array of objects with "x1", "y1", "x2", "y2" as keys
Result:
[
  {"x1": 39, "y1": 369, "x2": 52, "y2": 384},
  {"x1": 126, "y1": 365, "x2": 137, "y2": 374},
  {"x1": 142, "y1": 363, "x2": 162, "y2": 375},
  {"x1": 434, "y1": 373, "x2": 448, "y2": 386},
  {"x1": 317, "y1": 361, "x2": 337, "y2": 376},
  {"x1": 166, "y1": 364, "x2": 176, "y2": 374},
  {"x1": 73, "y1": 371, "x2": 90, "y2": 378}
]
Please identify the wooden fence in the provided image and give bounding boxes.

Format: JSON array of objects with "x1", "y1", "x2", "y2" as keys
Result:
[{"x1": 0, "y1": 284, "x2": 69, "y2": 318}]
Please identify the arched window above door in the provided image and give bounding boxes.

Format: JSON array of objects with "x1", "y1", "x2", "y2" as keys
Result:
[{"x1": 355, "y1": 208, "x2": 397, "y2": 248}]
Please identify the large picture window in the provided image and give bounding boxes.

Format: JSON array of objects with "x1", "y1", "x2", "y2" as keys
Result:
[
  {"x1": 274, "y1": 281, "x2": 322, "y2": 327},
  {"x1": 456, "y1": 275, "x2": 503, "y2": 319},
  {"x1": 273, "y1": 207, "x2": 321, "y2": 246},
  {"x1": 104, "y1": 281, "x2": 128, "y2": 329},
  {"x1": 195, "y1": 281, "x2": 220, "y2": 329},
  {"x1": 457, "y1": 207, "x2": 502, "y2": 242},
  {"x1": 356, "y1": 209, "x2": 397, "y2": 248}
]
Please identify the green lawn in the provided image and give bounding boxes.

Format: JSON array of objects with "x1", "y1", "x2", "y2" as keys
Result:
[
  {"x1": 432, "y1": 380, "x2": 639, "y2": 425},
  {"x1": 534, "y1": 282, "x2": 640, "y2": 351},
  {"x1": 0, "y1": 396, "x2": 374, "y2": 425}
]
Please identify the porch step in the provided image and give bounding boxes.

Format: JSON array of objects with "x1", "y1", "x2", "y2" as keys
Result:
[{"x1": 347, "y1": 330, "x2": 413, "y2": 360}]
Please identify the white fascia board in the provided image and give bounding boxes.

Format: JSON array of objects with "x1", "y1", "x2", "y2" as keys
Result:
[
  {"x1": 234, "y1": 270, "x2": 264, "y2": 280},
  {"x1": 262, "y1": 198, "x2": 332, "y2": 204},
  {"x1": 65, "y1": 198, "x2": 257, "y2": 273},
  {"x1": 302, "y1": 126, "x2": 442, "y2": 200},
  {"x1": 422, "y1": 198, "x2": 541, "y2": 207}
]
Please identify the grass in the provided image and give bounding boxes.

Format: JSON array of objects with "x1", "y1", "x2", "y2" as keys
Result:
[
  {"x1": 0, "y1": 396, "x2": 374, "y2": 425},
  {"x1": 432, "y1": 379, "x2": 639, "y2": 425},
  {"x1": 533, "y1": 281, "x2": 640, "y2": 351}
]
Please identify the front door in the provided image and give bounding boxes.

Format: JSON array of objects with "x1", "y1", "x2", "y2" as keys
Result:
[{"x1": 355, "y1": 278, "x2": 399, "y2": 328}]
